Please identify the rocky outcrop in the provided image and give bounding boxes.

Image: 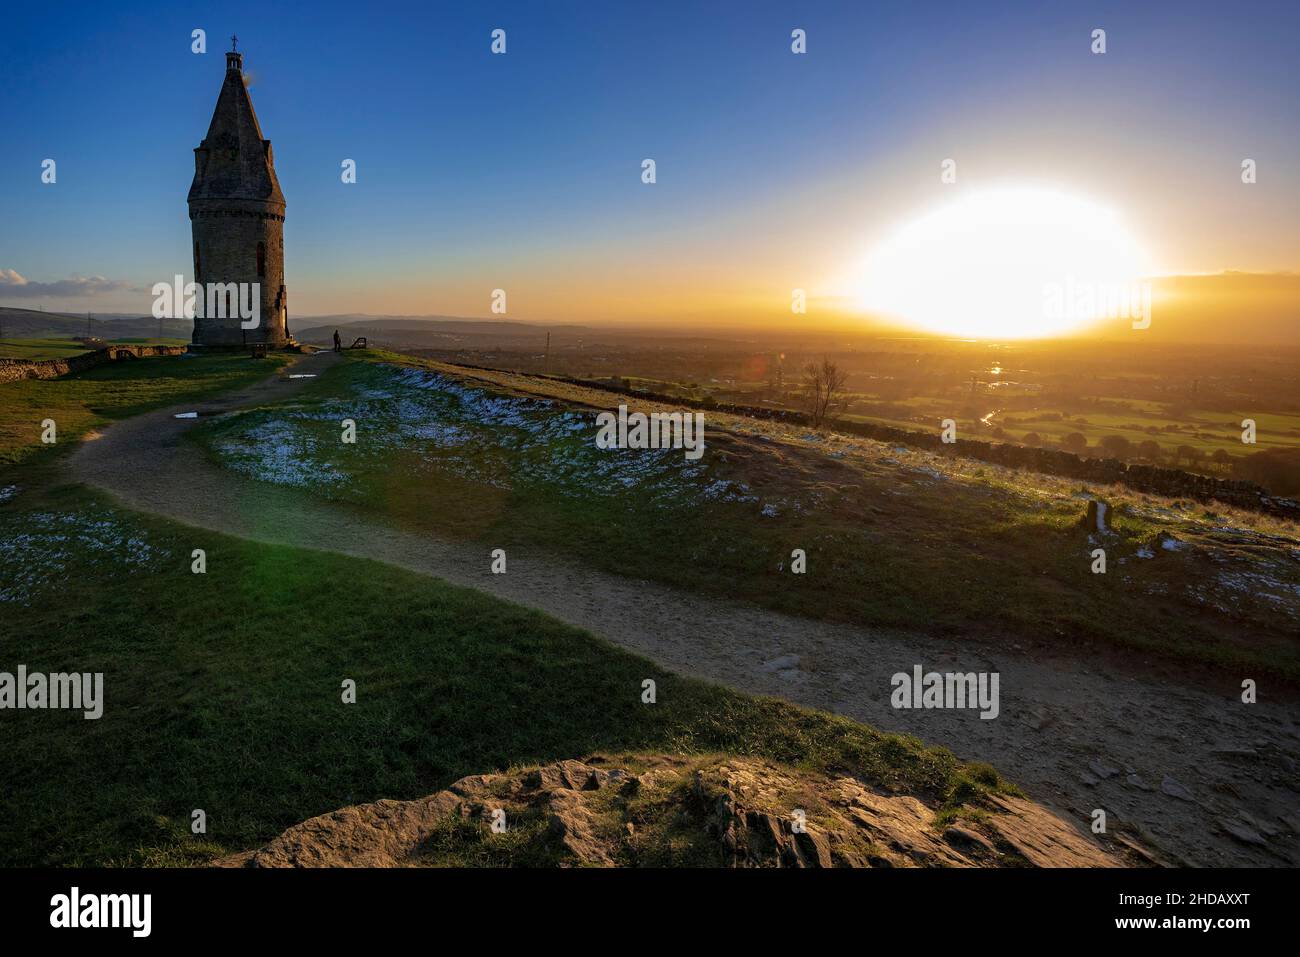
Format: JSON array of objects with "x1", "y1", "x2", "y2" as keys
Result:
[{"x1": 215, "y1": 754, "x2": 1132, "y2": 868}]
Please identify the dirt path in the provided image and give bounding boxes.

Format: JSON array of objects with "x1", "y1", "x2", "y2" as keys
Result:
[{"x1": 67, "y1": 351, "x2": 1300, "y2": 867}]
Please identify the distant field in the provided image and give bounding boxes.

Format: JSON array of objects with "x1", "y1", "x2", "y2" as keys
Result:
[
  {"x1": 105, "y1": 337, "x2": 190, "y2": 347},
  {"x1": 858, "y1": 398, "x2": 1300, "y2": 462},
  {"x1": 0, "y1": 351, "x2": 288, "y2": 467},
  {"x1": 0, "y1": 336, "x2": 190, "y2": 360},
  {"x1": 603, "y1": 374, "x2": 1300, "y2": 468},
  {"x1": 191, "y1": 351, "x2": 1300, "y2": 680},
  {"x1": 0, "y1": 338, "x2": 94, "y2": 360}
]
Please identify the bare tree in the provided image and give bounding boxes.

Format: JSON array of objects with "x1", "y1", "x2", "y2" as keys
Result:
[{"x1": 802, "y1": 356, "x2": 849, "y2": 427}]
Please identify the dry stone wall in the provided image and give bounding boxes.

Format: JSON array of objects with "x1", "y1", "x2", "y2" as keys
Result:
[{"x1": 0, "y1": 344, "x2": 187, "y2": 384}]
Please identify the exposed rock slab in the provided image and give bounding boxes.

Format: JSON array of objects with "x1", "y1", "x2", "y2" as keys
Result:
[{"x1": 216, "y1": 754, "x2": 1130, "y2": 868}]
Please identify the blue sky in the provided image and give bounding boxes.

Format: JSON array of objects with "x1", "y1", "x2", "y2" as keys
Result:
[{"x1": 1, "y1": 0, "x2": 1297, "y2": 321}]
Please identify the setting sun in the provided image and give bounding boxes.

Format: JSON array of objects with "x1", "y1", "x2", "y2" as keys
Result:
[{"x1": 856, "y1": 186, "x2": 1152, "y2": 339}]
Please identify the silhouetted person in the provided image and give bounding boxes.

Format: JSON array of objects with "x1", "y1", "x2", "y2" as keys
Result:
[{"x1": 333, "y1": 329, "x2": 342, "y2": 352}]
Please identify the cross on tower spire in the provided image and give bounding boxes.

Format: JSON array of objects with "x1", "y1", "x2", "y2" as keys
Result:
[{"x1": 225, "y1": 35, "x2": 243, "y2": 73}]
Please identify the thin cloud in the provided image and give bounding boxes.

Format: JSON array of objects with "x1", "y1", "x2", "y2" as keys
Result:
[{"x1": 0, "y1": 269, "x2": 132, "y2": 298}]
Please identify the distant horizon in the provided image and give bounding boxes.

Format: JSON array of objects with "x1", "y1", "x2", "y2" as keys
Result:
[
  {"x1": 6, "y1": 266, "x2": 1299, "y2": 314},
  {"x1": 6, "y1": 269, "x2": 1300, "y2": 353}
]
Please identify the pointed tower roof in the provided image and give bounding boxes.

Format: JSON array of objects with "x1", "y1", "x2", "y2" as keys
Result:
[{"x1": 188, "y1": 41, "x2": 285, "y2": 206}]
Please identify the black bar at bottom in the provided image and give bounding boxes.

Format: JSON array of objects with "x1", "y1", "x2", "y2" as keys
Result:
[{"x1": 0, "y1": 866, "x2": 1279, "y2": 943}]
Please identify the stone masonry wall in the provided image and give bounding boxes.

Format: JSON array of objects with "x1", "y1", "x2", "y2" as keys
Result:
[
  {"x1": 0, "y1": 344, "x2": 187, "y2": 384},
  {"x1": 191, "y1": 200, "x2": 287, "y2": 347}
]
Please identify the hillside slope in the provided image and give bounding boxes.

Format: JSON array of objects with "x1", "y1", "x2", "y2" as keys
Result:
[
  {"x1": 0, "y1": 305, "x2": 190, "y2": 341},
  {"x1": 63, "y1": 350, "x2": 1300, "y2": 867}
]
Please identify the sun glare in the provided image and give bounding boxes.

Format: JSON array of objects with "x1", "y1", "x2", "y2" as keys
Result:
[{"x1": 856, "y1": 186, "x2": 1151, "y2": 339}]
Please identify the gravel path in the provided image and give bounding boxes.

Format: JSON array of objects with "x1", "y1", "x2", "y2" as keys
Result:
[{"x1": 67, "y1": 351, "x2": 1300, "y2": 866}]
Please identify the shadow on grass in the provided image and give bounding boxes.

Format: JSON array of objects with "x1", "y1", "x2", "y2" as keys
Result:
[{"x1": 0, "y1": 490, "x2": 979, "y2": 866}]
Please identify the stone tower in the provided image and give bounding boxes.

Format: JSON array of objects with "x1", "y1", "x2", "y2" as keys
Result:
[{"x1": 188, "y1": 41, "x2": 290, "y2": 348}]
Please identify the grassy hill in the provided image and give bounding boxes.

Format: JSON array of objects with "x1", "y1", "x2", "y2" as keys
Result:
[
  {"x1": 191, "y1": 350, "x2": 1300, "y2": 680},
  {"x1": 0, "y1": 337, "x2": 98, "y2": 360},
  {"x1": 0, "y1": 351, "x2": 288, "y2": 468},
  {"x1": 0, "y1": 305, "x2": 191, "y2": 342},
  {"x1": 0, "y1": 348, "x2": 1021, "y2": 867}
]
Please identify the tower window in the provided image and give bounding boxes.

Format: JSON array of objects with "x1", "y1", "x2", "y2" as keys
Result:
[
  {"x1": 256, "y1": 241, "x2": 266, "y2": 278},
  {"x1": 194, "y1": 242, "x2": 201, "y2": 278}
]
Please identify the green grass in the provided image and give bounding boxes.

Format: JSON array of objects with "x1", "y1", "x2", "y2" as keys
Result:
[
  {"x1": 0, "y1": 351, "x2": 288, "y2": 468},
  {"x1": 0, "y1": 337, "x2": 94, "y2": 360},
  {"x1": 0, "y1": 337, "x2": 189, "y2": 359},
  {"x1": 190, "y1": 352, "x2": 1300, "y2": 681},
  {"x1": 0, "y1": 485, "x2": 980, "y2": 866}
]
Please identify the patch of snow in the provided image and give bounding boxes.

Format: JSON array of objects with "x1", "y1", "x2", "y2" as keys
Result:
[
  {"x1": 216, "y1": 421, "x2": 348, "y2": 488},
  {"x1": 208, "y1": 364, "x2": 734, "y2": 504},
  {"x1": 0, "y1": 509, "x2": 171, "y2": 604}
]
